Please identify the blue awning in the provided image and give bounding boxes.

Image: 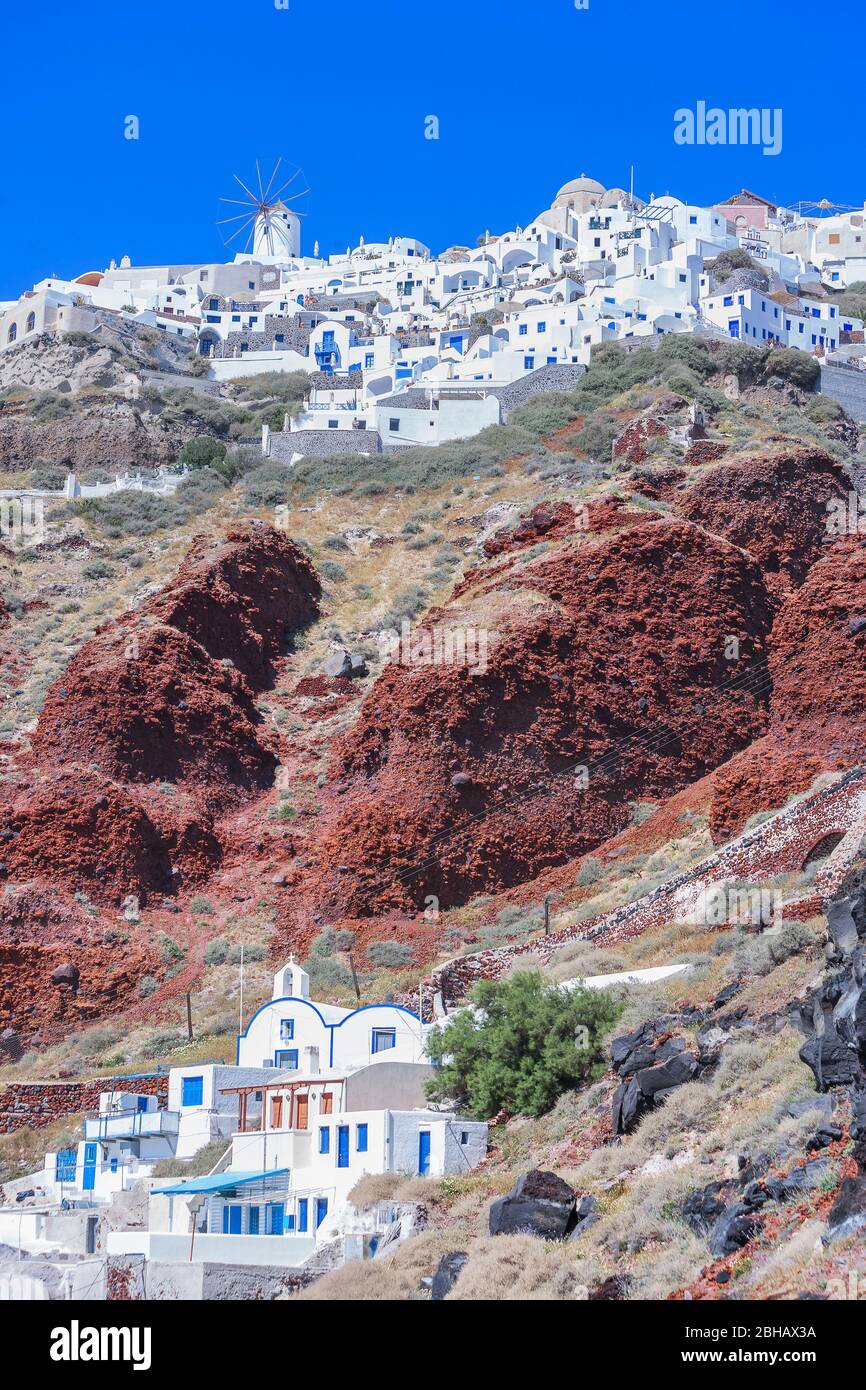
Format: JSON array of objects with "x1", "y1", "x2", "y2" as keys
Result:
[{"x1": 153, "y1": 1169, "x2": 289, "y2": 1196}]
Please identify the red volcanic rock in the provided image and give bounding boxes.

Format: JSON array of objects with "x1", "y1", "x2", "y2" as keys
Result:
[
  {"x1": 612, "y1": 413, "x2": 669, "y2": 465},
  {"x1": 292, "y1": 519, "x2": 773, "y2": 920},
  {"x1": 674, "y1": 447, "x2": 848, "y2": 594},
  {"x1": 768, "y1": 538, "x2": 866, "y2": 749},
  {"x1": 710, "y1": 537, "x2": 866, "y2": 840},
  {"x1": 626, "y1": 466, "x2": 687, "y2": 502},
  {"x1": 34, "y1": 623, "x2": 276, "y2": 798},
  {"x1": 1, "y1": 770, "x2": 173, "y2": 903},
  {"x1": 0, "y1": 885, "x2": 159, "y2": 1041},
  {"x1": 683, "y1": 440, "x2": 729, "y2": 467},
  {"x1": 144, "y1": 524, "x2": 320, "y2": 689},
  {"x1": 483, "y1": 502, "x2": 578, "y2": 557}
]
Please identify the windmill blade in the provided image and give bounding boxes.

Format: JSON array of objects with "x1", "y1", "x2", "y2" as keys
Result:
[
  {"x1": 233, "y1": 173, "x2": 260, "y2": 204},
  {"x1": 282, "y1": 187, "x2": 311, "y2": 204},
  {"x1": 255, "y1": 159, "x2": 265, "y2": 203},
  {"x1": 223, "y1": 214, "x2": 257, "y2": 247},
  {"x1": 217, "y1": 211, "x2": 257, "y2": 226},
  {"x1": 262, "y1": 157, "x2": 283, "y2": 203},
  {"x1": 219, "y1": 196, "x2": 258, "y2": 208},
  {"x1": 268, "y1": 168, "x2": 305, "y2": 203}
]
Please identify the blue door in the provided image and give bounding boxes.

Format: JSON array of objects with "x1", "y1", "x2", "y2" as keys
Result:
[
  {"x1": 418, "y1": 1131, "x2": 431, "y2": 1176},
  {"x1": 222, "y1": 1204, "x2": 242, "y2": 1234},
  {"x1": 136, "y1": 1095, "x2": 148, "y2": 1112},
  {"x1": 82, "y1": 1143, "x2": 97, "y2": 1191},
  {"x1": 315, "y1": 1197, "x2": 328, "y2": 1229},
  {"x1": 268, "y1": 1203, "x2": 284, "y2": 1235},
  {"x1": 728, "y1": 321, "x2": 740, "y2": 338},
  {"x1": 337, "y1": 1125, "x2": 350, "y2": 1169},
  {"x1": 249, "y1": 1206, "x2": 260, "y2": 1235},
  {"x1": 297, "y1": 1198, "x2": 308, "y2": 1233}
]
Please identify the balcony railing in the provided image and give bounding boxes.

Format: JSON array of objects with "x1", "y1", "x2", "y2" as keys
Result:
[{"x1": 84, "y1": 1110, "x2": 180, "y2": 1141}]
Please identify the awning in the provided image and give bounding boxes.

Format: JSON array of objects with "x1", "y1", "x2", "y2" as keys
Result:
[{"x1": 153, "y1": 1169, "x2": 289, "y2": 1196}]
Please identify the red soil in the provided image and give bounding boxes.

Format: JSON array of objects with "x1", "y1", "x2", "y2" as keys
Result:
[
  {"x1": 710, "y1": 536, "x2": 866, "y2": 840},
  {"x1": 674, "y1": 446, "x2": 849, "y2": 596},
  {"x1": 285, "y1": 518, "x2": 773, "y2": 928}
]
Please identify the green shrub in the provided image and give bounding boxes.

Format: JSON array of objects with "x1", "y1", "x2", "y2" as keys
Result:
[
  {"x1": 366, "y1": 941, "x2": 414, "y2": 968},
  {"x1": 424, "y1": 970, "x2": 623, "y2": 1119},
  {"x1": 190, "y1": 895, "x2": 215, "y2": 915},
  {"x1": 227, "y1": 943, "x2": 266, "y2": 965},
  {"x1": 204, "y1": 938, "x2": 228, "y2": 967}
]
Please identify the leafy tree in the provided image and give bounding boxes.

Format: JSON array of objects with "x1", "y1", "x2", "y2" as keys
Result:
[
  {"x1": 178, "y1": 433, "x2": 227, "y2": 471},
  {"x1": 424, "y1": 970, "x2": 622, "y2": 1119}
]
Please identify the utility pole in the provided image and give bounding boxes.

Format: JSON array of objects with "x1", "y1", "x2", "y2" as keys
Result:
[
  {"x1": 346, "y1": 952, "x2": 361, "y2": 1005},
  {"x1": 544, "y1": 893, "x2": 552, "y2": 936},
  {"x1": 239, "y1": 944, "x2": 245, "y2": 1035},
  {"x1": 186, "y1": 992, "x2": 193, "y2": 1042}
]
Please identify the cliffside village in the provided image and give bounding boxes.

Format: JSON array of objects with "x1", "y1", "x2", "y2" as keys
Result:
[
  {"x1": 1, "y1": 176, "x2": 865, "y2": 460},
  {"x1": 0, "y1": 959, "x2": 488, "y2": 1298}
]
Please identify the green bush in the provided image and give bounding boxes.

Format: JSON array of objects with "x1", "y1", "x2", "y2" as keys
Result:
[
  {"x1": 366, "y1": 941, "x2": 414, "y2": 968},
  {"x1": 204, "y1": 938, "x2": 228, "y2": 967},
  {"x1": 761, "y1": 347, "x2": 820, "y2": 391},
  {"x1": 228, "y1": 943, "x2": 266, "y2": 965},
  {"x1": 424, "y1": 970, "x2": 623, "y2": 1119},
  {"x1": 179, "y1": 434, "x2": 227, "y2": 471}
]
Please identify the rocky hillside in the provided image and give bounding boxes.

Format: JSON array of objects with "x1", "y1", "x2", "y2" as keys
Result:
[{"x1": 2, "y1": 334, "x2": 866, "y2": 1299}]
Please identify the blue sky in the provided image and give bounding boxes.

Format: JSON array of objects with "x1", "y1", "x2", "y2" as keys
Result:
[{"x1": 2, "y1": 0, "x2": 864, "y2": 298}]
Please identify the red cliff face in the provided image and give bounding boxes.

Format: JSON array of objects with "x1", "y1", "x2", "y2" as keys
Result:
[
  {"x1": 674, "y1": 447, "x2": 849, "y2": 596},
  {"x1": 294, "y1": 519, "x2": 773, "y2": 920},
  {"x1": 0, "y1": 526, "x2": 320, "y2": 1036},
  {"x1": 710, "y1": 536, "x2": 866, "y2": 840}
]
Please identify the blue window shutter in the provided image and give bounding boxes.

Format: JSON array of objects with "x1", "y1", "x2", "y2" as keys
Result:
[
  {"x1": 182, "y1": 1075, "x2": 203, "y2": 1107},
  {"x1": 222, "y1": 1206, "x2": 229, "y2": 1234},
  {"x1": 298, "y1": 1198, "x2": 308, "y2": 1232},
  {"x1": 249, "y1": 1206, "x2": 260, "y2": 1235},
  {"x1": 357, "y1": 1123, "x2": 368, "y2": 1152},
  {"x1": 319, "y1": 1126, "x2": 330, "y2": 1154}
]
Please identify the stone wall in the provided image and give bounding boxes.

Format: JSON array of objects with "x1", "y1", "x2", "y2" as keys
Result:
[
  {"x1": 820, "y1": 364, "x2": 866, "y2": 421},
  {"x1": 0, "y1": 1075, "x2": 168, "y2": 1135},
  {"x1": 493, "y1": 363, "x2": 585, "y2": 418},
  {"x1": 268, "y1": 429, "x2": 382, "y2": 461}
]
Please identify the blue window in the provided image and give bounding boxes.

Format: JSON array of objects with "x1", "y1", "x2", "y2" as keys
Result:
[
  {"x1": 275, "y1": 1049, "x2": 298, "y2": 1069},
  {"x1": 182, "y1": 1075, "x2": 203, "y2": 1107},
  {"x1": 365, "y1": 353, "x2": 374, "y2": 368},
  {"x1": 812, "y1": 307, "x2": 820, "y2": 318},
  {"x1": 678, "y1": 274, "x2": 686, "y2": 283},
  {"x1": 524, "y1": 356, "x2": 534, "y2": 369},
  {"x1": 448, "y1": 334, "x2": 464, "y2": 352},
  {"x1": 830, "y1": 307, "x2": 836, "y2": 317},
  {"x1": 689, "y1": 215, "x2": 697, "y2": 225},
  {"x1": 372, "y1": 1028, "x2": 396, "y2": 1054},
  {"x1": 223, "y1": 1204, "x2": 242, "y2": 1234},
  {"x1": 603, "y1": 296, "x2": 615, "y2": 304},
  {"x1": 315, "y1": 1197, "x2": 329, "y2": 1229},
  {"x1": 799, "y1": 323, "x2": 805, "y2": 334},
  {"x1": 249, "y1": 1206, "x2": 260, "y2": 1235},
  {"x1": 280, "y1": 1019, "x2": 294, "y2": 1041},
  {"x1": 723, "y1": 295, "x2": 733, "y2": 307},
  {"x1": 785, "y1": 320, "x2": 792, "y2": 331},
  {"x1": 536, "y1": 321, "x2": 546, "y2": 332},
  {"x1": 832, "y1": 272, "x2": 840, "y2": 282},
  {"x1": 319, "y1": 1126, "x2": 330, "y2": 1154},
  {"x1": 738, "y1": 295, "x2": 745, "y2": 305},
  {"x1": 231, "y1": 314, "x2": 240, "y2": 322},
  {"x1": 460, "y1": 1131, "x2": 469, "y2": 1145},
  {"x1": 637, "y1": 313, "x2": 646, "y2": 321},
  {"x1": 337, "y1": 1125, "x2": 350, "y2": 1168},
  {"x1": 55, "y1": 1148, "x2": 77, "y2": 1182},
  {"x1": 110, "y1": 1157, "x2": 118, "y2": 1173},
  {"x1": 206, "y1": 314, "x2": 220, "y2": 323},
  {"x1": 297, "y1": 1198, "x2": 308, "y2": 1233},
  {"x1": 209, "y1": 298, "x2": 219, "y2": 310},
  {"x1": 845, "y1": 323, "x2": 854, "y2": 332},
  {"x1": 322, "y1": 330, "x2": 334, "y2": 346},
  {"x1": 356, "y1": 1123, "x2": 368, "y2": 1152},
  {"x1": 547, "y1": 355, "x2": 557, "y2": 364},
  {"x1": 812, "y1": 334, "x2": 817, "y2": 345},
  {"x1": 518, "y1": 323, "x2": 527, "y2": 335}
]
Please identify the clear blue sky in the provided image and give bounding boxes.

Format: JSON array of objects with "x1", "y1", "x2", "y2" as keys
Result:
[{"x1": 2, "y1": 0, "x2": 863, "y2": 299}]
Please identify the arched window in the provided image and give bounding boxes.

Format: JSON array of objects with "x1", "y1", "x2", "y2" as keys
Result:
[
  {"x1": 25, "y1": 312, "x2": 35, "y2": 333},
  {"x1": 7, "y1": 323, "x2": 16, "y2": 343}
]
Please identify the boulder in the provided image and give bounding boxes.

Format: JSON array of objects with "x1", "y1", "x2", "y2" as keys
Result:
[
  {"x1": 709, "y1": 1202, "x2": 764, "y2": 1258},
  {"x1": 430, "y1": 1251, "x2": 468, "y2": 1300},
  {"x1": 489, "y1": 1170, "x2": 576, "y2": 1240},
  {"x1": 681, "y1": 1181, "x2": 733, "y2": 1235},
  {"x1": 826, "y1": 1175, "x2": 866, "y2": 1243},
  {"x1": 799, "y1": 1028, "x2": 861, "y2": 1091},
  {"x1": 323, "y1": 649, "x2": 353, "y2": 680},
  {"x1": 567, "y1": 1195, "x2": 600, "y2": 1241},
  {"x1": 50, "y1": 962, "x2": 80, "y2": 991},
  {"x1": 612, "y1": 1050, "x2": 700, "y2": 1135}
]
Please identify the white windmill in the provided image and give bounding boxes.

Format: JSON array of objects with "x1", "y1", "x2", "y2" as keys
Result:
[{"x1": 217, "y1": 158, "x2": 309, "y2": 261}]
